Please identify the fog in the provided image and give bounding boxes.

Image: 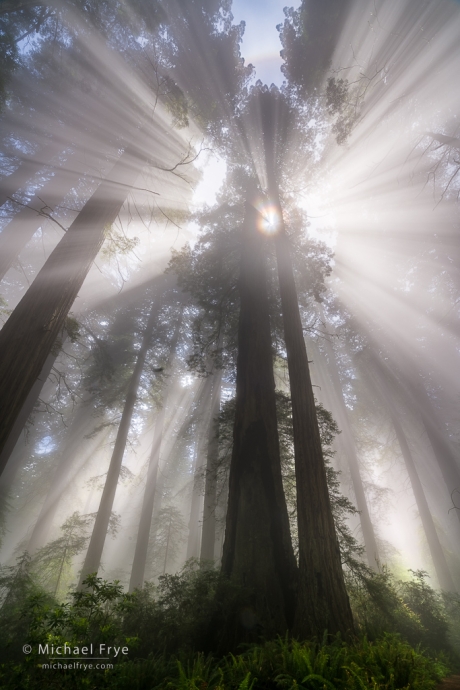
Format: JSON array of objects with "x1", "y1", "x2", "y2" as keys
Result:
[{"x1": 0, "y1": 0, "x2": 459, "y2": 638}]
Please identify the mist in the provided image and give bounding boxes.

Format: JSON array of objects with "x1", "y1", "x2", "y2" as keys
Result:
[{"x1": 0, "y1": 0, "x2": 459, "y2": 686}]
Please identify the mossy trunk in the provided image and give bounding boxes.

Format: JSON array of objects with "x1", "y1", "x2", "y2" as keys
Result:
[{"x1": 220, "y1": 195, "x2": 298, "y2": 643}]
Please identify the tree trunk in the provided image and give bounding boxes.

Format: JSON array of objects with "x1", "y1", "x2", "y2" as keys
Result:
[
  {"x1": 128, "y1": 403, "x2": 166, "y2": 591},
  {"x1": 128, "y1": 312, "x2": 184, "y2": 592},
  {"x1": 259, "y1": 90, "x2": 353, "y2": 636},
  {"x1": 366, "y1": 353, "x2": 458, "y2": 592},
  {"x1": 220, "y1": 194, "x2": 298, "y2": 641},
  {"x1": 78, "y1": 287, "x2": 164, "y2": 587},
  {"x1": 186, "y1": 378, "x2": 213, "y2": 560},
  {"x1": 0, "y1": 148, "x2": 143, "y2": 469},
  {"x1": 0, "y1": 137, "x2": 65, "y2": 209},
  {"x1": 271, "y1": 191, "x2": 354, "y2": 638},
  {"x1": 319, "y1": 309, "x2": 380, "y2": 571},
  {"x1": 200, "y1": 370, "x2": 222, "y2": 563},
  {"x1": 0, "y1": 334, "x2": 64, "y2": 505},
  {"x1": 0, "y1": 149, "x2": 101, "y2": 281},
  {"x1": 412, "y1": 377, "x2": 460, "y2": 529}
]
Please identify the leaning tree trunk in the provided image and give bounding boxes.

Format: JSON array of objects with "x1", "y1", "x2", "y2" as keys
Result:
[
  {"x1": 0, "y1": 330, "x2": 66, "y2": 506},
  {"x1": 200, "y1": 369, "x2": 222, "y2": 563},
  {"x1": 78, "y1": 286, "x2": 165, "y2": 587},
  {"x1": 365, "y1": 352, "x2": 458, "y2": 593},
  {"x1": 0, "y1": 148, "x2": 104, "y2": 282},
  {"x1": 220, "y1": 193, "x2": 298, "y2": 642},
  {"x1": 0, "y1": 137, "x2": 65, "y2": 209},
  {"x1": 0, "y1": 147, "x2": 143, "y2": 470},
  {"x1": 319, "y1": 308, "x2": 380, "y2": 571}
]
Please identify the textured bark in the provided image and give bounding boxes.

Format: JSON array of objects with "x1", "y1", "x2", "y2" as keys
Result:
[
  {"x1": 200, "y1": 370, "x2": 222, "y2": 563},
  {"x1": 258, "y1": 92, "x2": 353, "y2": 635},
  {"x1": 220, "y1": 197, "x2": 298, "y2": 640},
  {"x1": 78, "y1": 289, "x2": 165, "y2": 586},
  {"x1": 0, "y1": 149, "x2": 142, "y2": 470},
  {"x1": 273, "y1": 220, "x2": 354, "y2": 638},
  {"x1": 319, "y1": 310, "x2": 380, "y2": 571}
]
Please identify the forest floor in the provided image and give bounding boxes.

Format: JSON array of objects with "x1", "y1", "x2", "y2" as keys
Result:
[{"x1": 437, "y1": 676, "x2": 460, "y2": 690}]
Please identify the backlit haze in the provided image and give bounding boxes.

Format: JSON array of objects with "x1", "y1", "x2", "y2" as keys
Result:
[{"x1": 0, "y1": 0, "x2": 459, "y2": 594}]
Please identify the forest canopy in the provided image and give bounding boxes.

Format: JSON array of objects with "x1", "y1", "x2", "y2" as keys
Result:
[{"x1": 0, "y1": 0, "x2": 459, "y2": 687}]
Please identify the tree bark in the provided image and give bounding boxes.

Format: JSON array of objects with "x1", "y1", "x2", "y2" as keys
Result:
[
  {"x1": 78, "y1": 286, "x2": 165, "y2": 587},
  {"x1": 220, "y1": 195, "x2": 298, "y2": 641},
  {"x1": 0, "y1": 148, "x2": 143, "y2": 470},
  {"x1": 273, "y1": 221, "x2": 354, "y2": 638}
]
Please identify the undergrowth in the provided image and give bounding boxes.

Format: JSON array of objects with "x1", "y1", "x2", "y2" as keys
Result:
[{"x1": 0, "y1": 559, "x2": 457, "y2": 689}]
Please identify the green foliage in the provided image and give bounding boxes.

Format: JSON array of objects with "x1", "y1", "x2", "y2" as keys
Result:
[
  {"x1": 30, "y1": 511, "x2": 120, "y2": 597},
  {"x1": 168, "y1": 181, "x2": 332, "y2": 376},
  {"x1": 347, "y1": 566, "x2": 460, "y2": 660},
  {"x1": 149, "y1": 505, "x2": 188, "y2": 578},
  {"x1": 0, "y1": 563, "x2": 457, "y2": 688}
]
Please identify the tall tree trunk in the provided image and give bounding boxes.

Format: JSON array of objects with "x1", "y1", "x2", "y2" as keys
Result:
[
  {"x1": 128, "y1": 403, "x2": 166, "y2": 591},
  {"x1": 365, "y1": 353, "x2": 458, "y2": 592},
  {"x1": 260, "y1": 91, "x2": 353, "y2": 636},
  {"x1": 200, "y1": 370, "x2": 222, "y2": 563},
  {"x1": 0, "y1": 334, "x2": 65, "y2": 506},
  {"x1": 129, "y1": 313, "x2": 183, "y2": 592},
  {"x1": 78, "y1": 287, "x2": 165, "y2": 587},
  {"x1": 0, "y1": 137, "x2": 65, "y2": 209},
  {"x1": 0, "y1": 149, "x2": 101, "y2": 281},
  {"x1": 185, "y1": 440, "x2": 204, "y2": 560},
  {"x1": 268, "y1": 188, "x2": 353, "y2": 638},
  {"x1": 319, "y1": 309, "x2": 380, "y2": 571},
  {"x1": 186, "y1": 378, "x2": 213, "y2": 560},
  {"x1": 411, "y1": 376, "x2": 460, "y2": 528},
  {"x1": 220, "y1": 194, "x2": 298, "y2": 641},
  {"x1": 0, "y1": 148, "x2": 143, "y2": 469}
]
